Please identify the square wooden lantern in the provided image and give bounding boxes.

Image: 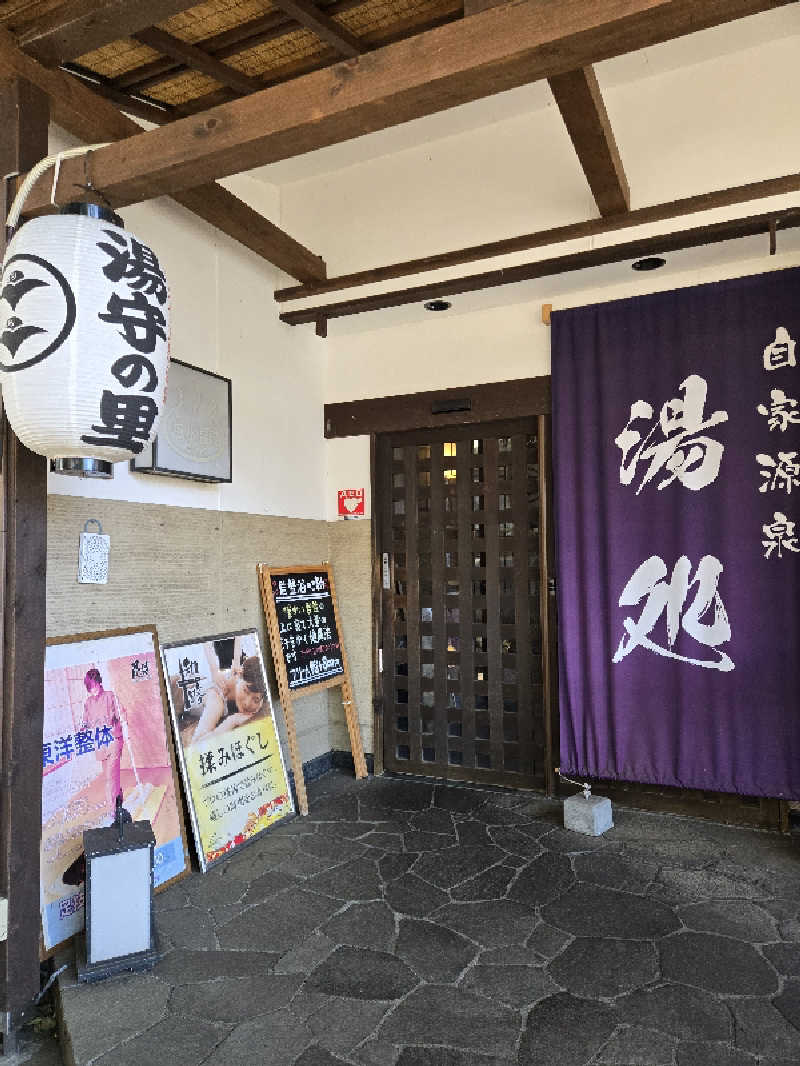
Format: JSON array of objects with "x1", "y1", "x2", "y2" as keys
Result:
[{"x1": 76, "y1": 809, "x2": 159, "y2": 982}]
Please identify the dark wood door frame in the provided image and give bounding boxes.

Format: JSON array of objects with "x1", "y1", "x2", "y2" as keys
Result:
[
  {"x1": 324, "y1": 377, "x2": 551, "y2": 439},
  {"x1": 324, "y1": 376, "x2": 555, "y2": 788}
]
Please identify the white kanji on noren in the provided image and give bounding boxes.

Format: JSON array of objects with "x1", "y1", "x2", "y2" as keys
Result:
[
  {"x1": 756, "y1": 451, "x2": 800, "y2": 495},
  {"x1": 756, "y1": 389, "x2": 800, "y2": 432},
  {"x1": 613, "y1": 554, "x2": 734, "y2": 672},
  {"x1": 763, "y1": 326, "x2": 797, "y2": 371},
  {"x1": 615, "y1": 374, "x2": 728, "y2": 495},
  {"x1": 762, "y1": 512, "x2": 800, "y2": 559}
]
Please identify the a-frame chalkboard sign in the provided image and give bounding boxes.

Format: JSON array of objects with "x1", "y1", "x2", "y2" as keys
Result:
[{"x1": 258, "y1": 563, "x2": 368, "y2": 814}]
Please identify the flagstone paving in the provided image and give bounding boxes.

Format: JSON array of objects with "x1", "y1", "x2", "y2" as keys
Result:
[{"x1": 54, "y1": 771, "x2": 800, "y2": 1065}]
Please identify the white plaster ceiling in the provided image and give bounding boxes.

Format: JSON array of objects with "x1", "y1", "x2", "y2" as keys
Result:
[{"x1": 246, "y1": 6, "x2": 800, "y2": 186}]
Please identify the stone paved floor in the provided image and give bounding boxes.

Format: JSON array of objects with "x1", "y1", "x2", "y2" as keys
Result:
[{"x1": 54, "y1": 771, "x2": 800, "y2": 1066}]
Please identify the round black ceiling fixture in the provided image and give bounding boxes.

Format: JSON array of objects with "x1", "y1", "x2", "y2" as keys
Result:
[
  {"x1": 423, "y1": 299, "x2": 452, "y2": 311},
  {"x1": 632, "y1": 256, "x2": 667, "y2": 272}
]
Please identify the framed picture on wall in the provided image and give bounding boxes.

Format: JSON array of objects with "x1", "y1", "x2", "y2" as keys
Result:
[
  {"x1": 161, "y1": 629, "x2": 295, "y2": 872},
  {"x1": 41, "y1": 627, "x2": 189, "y2": 954},
  {"x1": 130, "y1": 359, "x2": 232, "y2": 482}
]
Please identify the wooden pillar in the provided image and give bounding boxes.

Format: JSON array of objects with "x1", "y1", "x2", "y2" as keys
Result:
[{"x1": 0, "y1": 77, "x2": 49, "y2": 1016}]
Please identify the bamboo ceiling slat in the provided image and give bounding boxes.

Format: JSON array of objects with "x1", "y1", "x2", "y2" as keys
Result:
[
  {"x1": 227, "y1": 26, "x2": 325, "y2": 77},
  {"x1": 161, "y1": 0, "x2": 276, "y2": 46},
  {"x1": 77, "y1": 40, "x2": 162, "y2": 81},
  {"x1": 146, "y1": 68, "x2": 222, "y2": 104},
  {"x1": 203, "y1": 0, "x2": 361, "y2": 56},
  {"x1": 338, "y1": 0, "x2": 441, "y2": 36}
]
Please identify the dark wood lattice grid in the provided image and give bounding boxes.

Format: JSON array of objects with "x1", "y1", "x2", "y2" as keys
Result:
[{"x1": 379, "y1": 419, "x2": 546, "y2": 788}]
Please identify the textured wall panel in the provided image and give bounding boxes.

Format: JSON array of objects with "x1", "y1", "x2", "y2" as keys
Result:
[{"x1": 46, "y1": 497, "x2": 334, "y2": 762}]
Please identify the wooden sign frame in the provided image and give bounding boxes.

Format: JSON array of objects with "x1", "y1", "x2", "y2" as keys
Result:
[
  {"x1": 160, "y1": 628, "x2": 295, "y2": 872},
  {"x1": 258, "y1": 564, "x2": 368, "y2": 814}
]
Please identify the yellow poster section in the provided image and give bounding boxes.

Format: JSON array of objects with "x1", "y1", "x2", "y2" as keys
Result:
[{"x1": 186, "y1": 713, "x2": 292, "y2": 867}]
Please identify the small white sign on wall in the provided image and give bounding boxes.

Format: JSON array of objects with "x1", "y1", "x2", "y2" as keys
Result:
[{"x1": 78, "y1": 519, "x2": 110, "y2": 585}]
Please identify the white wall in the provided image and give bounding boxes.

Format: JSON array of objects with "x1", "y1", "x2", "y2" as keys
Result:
[
  {"x1": 44, "y1": 128, "x2": 327, "y2": 522},
  {"x1": 279, "y1": 31, "x2": 800, "y2": 275},
  {"x1": 271, "y1": 31, "x2": 800, "y2": 521}
]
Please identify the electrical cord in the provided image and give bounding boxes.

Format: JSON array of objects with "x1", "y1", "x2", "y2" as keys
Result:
[{"x1": 5, "y1": 145, "x2": 110, "y2": 232}]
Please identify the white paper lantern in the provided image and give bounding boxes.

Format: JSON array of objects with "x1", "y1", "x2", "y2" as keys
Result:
[{"x1": 0, "y1": 203, "x2": 169, "y2": 463}]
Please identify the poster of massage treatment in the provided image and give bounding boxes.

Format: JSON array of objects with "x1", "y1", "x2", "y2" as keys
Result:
[
  {"x1": 41, "y1": 627, "x2": 189, "y2": 952},
  {"x1": 161, "y1": 629, "x2": 294, "y2": 872}
]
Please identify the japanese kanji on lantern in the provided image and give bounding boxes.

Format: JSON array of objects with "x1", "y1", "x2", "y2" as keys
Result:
[{"x1": 0, "y1": 200, "x2": 169, "y2": 462}]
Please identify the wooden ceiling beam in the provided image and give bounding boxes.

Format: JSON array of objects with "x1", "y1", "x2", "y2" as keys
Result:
[
  {"x1": 15, "y1": 0, "x2": 792, "y2": 212},
  {"x1": 133, "y1": 26, "x2": 263, "y2": 96},
  {"x1": 548, "y1": 65, "x2": 629, "y2": 216},
  {"x1": 13, "y1": 0, "x2": 200, "y2": 67},
  {"x1": 278, "y1": 205, "x2": 800, "y2": 325},
  {"x1": 269, "y1": 0, "x2": 364, "y2": 58},
  {"x1": 275, "y1": 169, "x2": 800, "y2": 301},
  {"x1": 0, "y1": 28, "x2": 326, "y2": 283},
  {"x1": 465, "y1": 1, "x2": 629, "y2": 216}
]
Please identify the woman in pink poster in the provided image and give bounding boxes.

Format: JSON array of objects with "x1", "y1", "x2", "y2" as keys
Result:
[{"x1": 81, "y1": 667, "x2": 127, "y2": 822}]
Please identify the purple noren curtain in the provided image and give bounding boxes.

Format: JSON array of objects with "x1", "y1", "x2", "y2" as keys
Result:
[{"x1": 552, "y1": 267, "x2": 800, "y2": 798}]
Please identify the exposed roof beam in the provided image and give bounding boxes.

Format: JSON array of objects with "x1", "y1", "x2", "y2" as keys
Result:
[
  {"x1": 548, "y1": 66, "x2": 629, "y2": 216},
  {"x1": 133, "y1": 26, "x2": 263, "y2": 97},
  {"x1": 16, "y1": 0, "x2": 793, "y2": 213},
  {"x1": 467, "y1": 2, "x2": 626, "y2": 217},
  {"x1": 275, "y1": 169, "x2": 800, "y2": 301},
  {"x1": 279, "y1": 205, "x2": 800, "y2": 326},
  {"x1": 0, "y1": 28, "x2": 326, "y2": 283},
  {"x1": 14, "y1": 1, "x2": 200, "y2": 67},
  {"x1": 269, "y1": 0, "x2": 364, "y2": 58}
]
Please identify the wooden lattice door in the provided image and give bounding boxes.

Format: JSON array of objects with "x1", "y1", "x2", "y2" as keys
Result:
[{"x1": 377, "y1": 419, "x2": 550, "y2": 789}]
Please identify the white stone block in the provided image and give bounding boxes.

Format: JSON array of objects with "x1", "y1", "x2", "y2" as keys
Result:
[{"x1": 563, "y1": 793, "x2": 614, "y2": 836}]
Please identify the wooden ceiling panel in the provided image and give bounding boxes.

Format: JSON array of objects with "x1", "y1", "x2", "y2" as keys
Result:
[
  {"x1": 160, "y1": 0, "x2": 278, "y2": 46},
  {"x1": 268, "y1": 2, "x2": 361, "y2": 58},
  {"x1": 66, "y1": 0, "x2": 459, "y2": 107},
  {"x1": 77, "y1": 39, "x2": 161, "y2": 80},
  {"x1": 230, "y1": 26, "x2": 326, "y2": 75},
  {"x1": 340, "y1": 0, "x2": 445, "y2": 37},
  {"x1": 151, "y1": 0, "x2": 461, "y2": 116},
  {"x1": 146, "y1": 68, "x2": 223, "y2": 104}
]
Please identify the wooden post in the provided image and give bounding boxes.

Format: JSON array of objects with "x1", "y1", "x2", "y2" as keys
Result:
[
  {"x1": 0, "y1": 78, "x2": 49, "y2": 1017},
  {"x1": 326, "y1": 565, "x2": 368, "y2": 780}
]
